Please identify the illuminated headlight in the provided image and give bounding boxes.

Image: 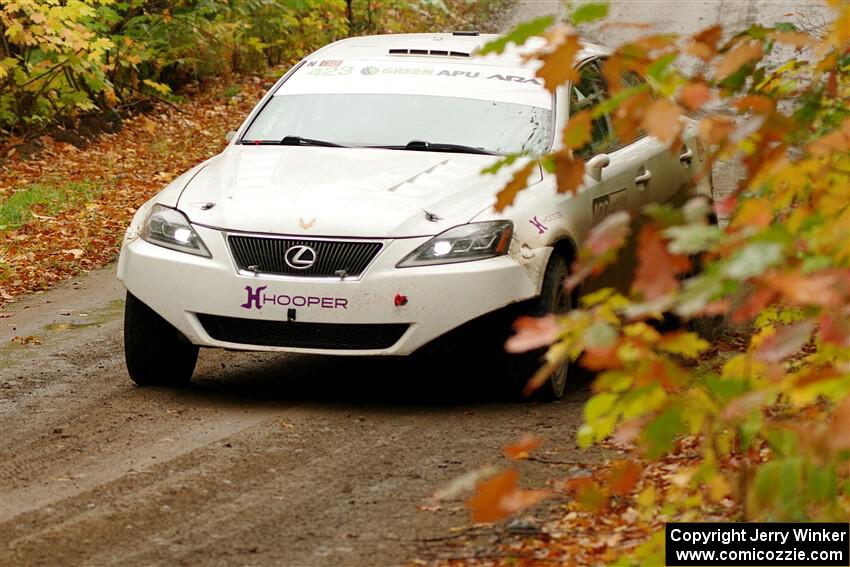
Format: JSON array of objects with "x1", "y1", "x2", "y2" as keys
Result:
[
  {"x1": 397, "y1": 221, "x2": 513, "y2": 267},
  {"x1": 142, "y1": 204, "x2": 211, "y2": 257}
]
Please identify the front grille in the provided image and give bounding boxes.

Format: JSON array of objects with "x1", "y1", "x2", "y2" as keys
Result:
[
  {"x1": 197, "y1": 314, "x2": 408, "y2": 350},
  {"x1": 228, "y1": 235, "x2": 382, "y2": 278}
]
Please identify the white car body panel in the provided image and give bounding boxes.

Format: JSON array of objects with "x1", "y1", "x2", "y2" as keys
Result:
[
  {"x1": 118, "y1": 226, "x2": 545, "y2": 355},
  {"x1": 118, "y1": 32, "x2": 710, "y2": 357},
  {"x1": 180, "y1": 146, "x2": 541, "y2": 238}
]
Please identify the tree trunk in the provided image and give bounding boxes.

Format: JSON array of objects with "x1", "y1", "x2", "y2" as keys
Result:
[{"x1": 346, "y1": 0, "x2": 353, "y2": 34}]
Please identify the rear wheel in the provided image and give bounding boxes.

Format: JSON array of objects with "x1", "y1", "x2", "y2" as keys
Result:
[
  {"x1": 504, "y1": 252, "x2": 572, "y2": 401},
  {"x1": 124, "y1": 292, "x2": 198, "y2": 386}
]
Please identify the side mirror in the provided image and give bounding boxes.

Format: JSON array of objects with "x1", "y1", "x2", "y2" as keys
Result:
[
  {"x1": 225, "y1": 131, "x2": 237, "y2": 143},
  {"x1": 586, "y1": 153, "x2": 610, "y2": 181}
]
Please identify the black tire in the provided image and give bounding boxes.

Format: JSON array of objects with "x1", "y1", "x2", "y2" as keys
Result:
[
  {"x1": 503, "y1": 252, "x2": 572, "y2": 401},
  {"x1": 123, "y1": 292, "x2": 199, "y2": 386}
]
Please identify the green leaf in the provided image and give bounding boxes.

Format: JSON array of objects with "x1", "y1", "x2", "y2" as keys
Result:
[
  {"x1": 743, "y1": 24, "x2": 773, "y2": 40},
  {"x1": 577, "y1": 423, "x2": 594, "y2": 448},
  {"x1": 664, "y1": 224, "x2": 723, "y2": 255},
  {"x1": 722, "y1": 241, "x2": 784, "y2": 280},
  {"x1": 583, "y1": 321, "x2": 618, "y2": 347},
  {"x1": 764, "y1": 428, "x2": 798, "y2": 459},
  {"x1": 570, "y1": 2, "x2": 609, "y2": 25},
  {"x1": 642, "y1": 405, "x2": 685, "y2": 459},
  {"x1": 585, "y1": 392, "x2": 617, "y2": 421},
  {"x1": 481, "y1": 154, "x2": 520, "y2": 175},
  {"x1": 804, "y1": 463, "x2": 837, "y2": 503},
  {"x1": 774, "y1": 22, "x2": 797, "y2": 32},
  {"x1": 738, "y1": 416, "x2": 762, "y2": 451},
  {"x1": 595, "y1": 371, "x2": 633, "y2": 393},
  {"x1": 705, "y1": 375, "x2": 749, "y2": 404},
  {"x1": 592, "y1": 84, "x2": 649, "y2": 118},
  {"x1": 142, "y1": 79, "x2": 172, "y2": 96},
  {"x1": 647, "y1": 53, "x2": 678, "y2": 81},
  {"x1": 659, "y1": 332, "x2": 709, "y2": 358},
  {"x1": 643, "y1": 203, "x2": 683, "y2": 228},
  {"x1": 478, "y1": 16, "x2": 554, "y2": 55}
]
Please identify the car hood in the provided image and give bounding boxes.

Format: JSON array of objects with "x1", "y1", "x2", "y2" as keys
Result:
[{"x1": 178, "y1": 146, "x2": 540, "y2": 238}]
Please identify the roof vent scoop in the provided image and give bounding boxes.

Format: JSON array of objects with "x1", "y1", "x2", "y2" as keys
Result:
[
  {"x1": 387, "y1": 48, "x2": 470, "y2": 57},
  {"x1": 452, "y1": 31, "x2": 480, "y2": 36}
]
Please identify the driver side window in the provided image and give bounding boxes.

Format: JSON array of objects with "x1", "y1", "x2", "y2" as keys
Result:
[{"x1": 570, "y1": 60, "x2": 616, "y2": 159}]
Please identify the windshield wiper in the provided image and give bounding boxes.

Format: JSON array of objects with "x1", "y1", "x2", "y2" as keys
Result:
[
  {"x1": 371, "y1": 140, "x2": 497, "y2": 155},
  {"x1": 241, "y1": 136, "x2": 347, "y2": 148}
]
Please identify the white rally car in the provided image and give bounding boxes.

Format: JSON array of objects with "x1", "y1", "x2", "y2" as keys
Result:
[{"x1": 118, "y1": 32, "x2": 711, "y2": 399}]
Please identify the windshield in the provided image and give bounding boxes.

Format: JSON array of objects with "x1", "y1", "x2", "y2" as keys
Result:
[{"x1": 241, "y1": 60, "x2": 553, "y2": 155}]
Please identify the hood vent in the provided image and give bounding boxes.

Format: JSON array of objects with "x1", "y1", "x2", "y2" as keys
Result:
[{"x1": 388, "y1": 48, "x2": 470, "y2": 57}]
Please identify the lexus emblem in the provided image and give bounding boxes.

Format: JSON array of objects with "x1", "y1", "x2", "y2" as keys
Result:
[{"x1": 284, "y1": 245, "x2": 316, "y2": 269}]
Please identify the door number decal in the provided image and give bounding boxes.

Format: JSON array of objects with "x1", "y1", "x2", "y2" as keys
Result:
[{"x1": 592, "y1": 189, "x2": 627, "y2": 225}]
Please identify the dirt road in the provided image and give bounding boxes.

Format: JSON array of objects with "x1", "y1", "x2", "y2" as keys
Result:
[
  {"x1": 1, "y1": 267, "x2": 605, "y2": 566},
  {"x1": 0, "y1": 2, "x2": 833, "y2": 566}
]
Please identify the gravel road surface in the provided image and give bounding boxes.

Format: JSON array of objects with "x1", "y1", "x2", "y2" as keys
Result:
[{"x1": 0, "y1": 2, "x2": 833, "y2": 566}]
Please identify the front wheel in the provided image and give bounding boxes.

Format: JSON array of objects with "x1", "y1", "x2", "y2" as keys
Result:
[
  {"x1": 503, "y1": 252, "x2": 572, "y2": 401},
  {"x1": 123, "y1": 292, "x2": 199, "y2": 386}
]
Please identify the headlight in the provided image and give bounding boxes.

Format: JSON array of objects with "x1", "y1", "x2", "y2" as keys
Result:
[
  {"x1": 397, "y1": 221, "x2": 513, "y2": 267},
  {"x1": 142, "y1": 204, "x2": 211, "y2": 257}
]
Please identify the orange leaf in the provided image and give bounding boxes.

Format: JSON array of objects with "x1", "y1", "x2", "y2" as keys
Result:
[
  {"x1": 772, "y1": 31, "x2": 814, "y2": 48},
  {"x1": 819, "y1": 313, "x2": 850, "y2": 348},
  {"x1": 503, "y1": 434, "x2": 543, "y2": 460},
  {"x1": 763, "y1": 269, "x2": 849, "y2": 307},
  {"x1": 576, "y1": 479, "x2": 608, "y2": 511},
  {"x1": 699, "y1": 116, "x2": 735, "y2": 145},
  {"x1": 715, "y1": 40, "x2": 764, "y2": 80},
  {"x1": 500, "y1": 488, "x2": 551, "y2": 516},
  {"x1": 580, "y1": 344, "x2": 623, "y2": 372},
  {"x1": 565, "y1": 211, "x2": 631, "y2": 290},
  {"x1": 563, "y1": 109, "x2": 592, "y2": 149},
  {"x1": 494, "y1": 161, "x2": 536, "y2": 212},
  {"x1": 466, "y1": 469, "x2": 550, "y2": 523},
  {"x1": 537, "y1": 34, "x2": 580, "y2": 93},
  {"x1": 633, "y1": 34, "x2": 677, "y2": 52},
  {"x1": 506, "y1": 315, "x2": 561, "y2": 353},
  {"x1": 686, "y1": 24, "x2": 722, "y2": 61},
  {"x1": 467, "y1": 469, "x2": 519, "y2": 523},
  {"x1": 827, "y1": 70, "x2": 838, "y2": 97},
  {"x1": 735, "y1": 95, "x2": 775, "y2": 114},
  {"x1": 679, "y1": 82, "x2": 711, "y2": 111},
  {"x1": 827, "y1": 396, "x2": 850, "y2": 454},
  {"x1": 806, "y1": 118, "x2": 850, "y2": 156},
  {"x1": 733, "y1": 197, "x2": 773, "y2": 228},
  {"x1": 609, "y1": 461, "x2": 642, "y2": 496},
  {"x1": 641, "y1": 98, "x2": 681, "y2": 143},
  {"x1": 586, "y1": 211, "x2": 631, "y2": 256},
  {"x1": 553, "y1": 151, "x2": 586, "y2": 195},
  {"x1": 632, "y1": 225, "x2": 690, "y2": 300},
  {"x1": 563, "y1": 475, "x2": 595, "y2": 493},
  {"x1": 732, "y1": 287, "x2": 778, "y2": 324},
  {"x1": 754, "y1": 321, "x2": 814, "y2": 363},
  {"x1": 829, "y1": 4, "x2": 849, "y2": 48},
  {"x1": 693, "y1": 24, "x2": 722, "y2": 48},
  {"x1": 612, "y1": 91, "x2": 652, "y2": 142}
]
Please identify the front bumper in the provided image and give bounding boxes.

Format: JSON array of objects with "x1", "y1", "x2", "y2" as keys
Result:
[{"x1": 117, "y1": 225, "x2": 546, "y2": 355}]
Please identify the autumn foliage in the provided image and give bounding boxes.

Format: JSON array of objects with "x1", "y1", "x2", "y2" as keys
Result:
[
  {"x1": 0, "y1": 0, "x2": 507, "y2": 138},
  {"x1": 468, "y1": 1, "x2": 850, "y2": 562},
  {"x1": 0, "y1": 0, "x2": 506, "y2": 302}
]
